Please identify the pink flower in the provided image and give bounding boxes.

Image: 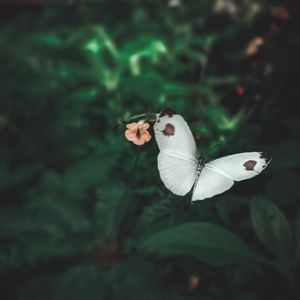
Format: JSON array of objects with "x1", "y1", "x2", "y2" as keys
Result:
[{"x1": 125, "y1": 121, "x2": 151, "y2": 145}]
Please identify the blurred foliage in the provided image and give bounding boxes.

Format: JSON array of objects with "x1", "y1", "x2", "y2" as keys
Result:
[{"x1": 0, "y1": 0, "x2": 300, "y2": 299}]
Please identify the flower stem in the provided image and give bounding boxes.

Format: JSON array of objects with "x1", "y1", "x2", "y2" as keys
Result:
[
  {"x1": 130, "y1": 113, "x2": 149, "y2": 120},
  {"x1": 129, "y1": 112, "x2": 157, "y2": 122}
]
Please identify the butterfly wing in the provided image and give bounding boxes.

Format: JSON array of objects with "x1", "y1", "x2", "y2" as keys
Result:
[
  {"x1": 192, "y1": 152, "x2": 272, "y2": 202},
  {"x1": 192, "y1": 167, "x2": 234, "y2": 201},
  {"x1": 158, "y1": 152, "x2": 197, "y2": 196},
  {"x1": 154, "y1": 108, "x2": 197, "y2": 161},
  {"x1": 154, "y1": 108, "x2": 198, "y2": 196},
  {"x1": 205, "y1": 152, "x2": 272, "y2": 181}
]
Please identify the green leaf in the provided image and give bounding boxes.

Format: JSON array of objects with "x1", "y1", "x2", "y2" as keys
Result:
[
  {"x1": 250, "y1": 197, "x2": 292, "y2": 259},
  {"x1": 140, "y1": 222, "x2": 266, "y2": 266},
  {"x1": 214, "y1": 194, "x2": 248, "y2": 225},
  {"x1": 0, "y1": 163, "x2": 43, "y2": 191},
  {"x1": 63, "y1": 155, "x2": 116, "y2": 198},
  {"x1": 93, "y1": 184, "x2": 127, "y2": 244},
  {"x1": 203, "y1": 105, "x2": 244, "y2": 131}
]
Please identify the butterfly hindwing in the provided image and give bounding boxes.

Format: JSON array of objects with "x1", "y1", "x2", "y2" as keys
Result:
[{"x1": 192, "y1": 167, "x2": 234, "y2": 201}]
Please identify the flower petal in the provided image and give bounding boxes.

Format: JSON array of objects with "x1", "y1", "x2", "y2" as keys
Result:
[
  {"x1": 142, "y1": 131, "x2": 151, "y2": 142},
  {"x1": 141, "y1": 122, "x2": 150, "y2": 130},
  {"x1": 133, "y1": 138, "x2": 146, "y2": 145},
  {"x1": 125, "y1": 130, "x2": 137, "y2": 141},
  {"x1": 126, "y1": 123, "x2": 138, "y2": 130}
]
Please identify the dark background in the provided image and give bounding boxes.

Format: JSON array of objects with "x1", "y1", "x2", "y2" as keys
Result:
[{"x1": 0, "y1": 0, "x2": 300, "y2": 299}]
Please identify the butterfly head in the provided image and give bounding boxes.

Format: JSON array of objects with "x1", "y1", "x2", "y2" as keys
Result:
[{"x1": 159, "y1": 107, "x2": 176, "y2": 118}]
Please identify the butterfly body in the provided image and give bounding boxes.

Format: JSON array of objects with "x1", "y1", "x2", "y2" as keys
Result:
[{"x1": 154, "y1": 108, "x2": 271, "y2": 202}]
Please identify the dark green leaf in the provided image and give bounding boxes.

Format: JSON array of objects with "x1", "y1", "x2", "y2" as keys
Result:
[
  {"x1": 141, "y1": 222, "x2": 266, "y2": 266},
  {"x1": 214, "y1": 194, "x2": 248, "y2": 225},
  {"x1": 250, "y1": 197, "x2": 292, "y2": 259},
  {"x1": 63, "y1": 156, "x2": 115, "y2": 197},
  {"x1": 0, "y1": 163, "x2": 42, "y2": 191}
]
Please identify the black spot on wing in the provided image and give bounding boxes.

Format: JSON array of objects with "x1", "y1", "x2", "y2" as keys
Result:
[
  {"x1": 260, "y1": 152, "x2": 272, "y2": 164},
  {"x1": 162, "y1": 123, "x2": 175, "y2": 136},
  {"x1": 243, "y1": 160, "x2": 257, "y2": 171},
  {"x1": 159, "y1": 107, "x2": 176, "y2": 117}
]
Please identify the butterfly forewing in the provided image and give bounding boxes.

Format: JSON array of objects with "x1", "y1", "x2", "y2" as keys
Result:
[
  {"x1": 205, "y1": 152, "x2": 271, "y2": 181},
  {"x1": 154, "y1": 113, "x2": 197, "y2": 161}
]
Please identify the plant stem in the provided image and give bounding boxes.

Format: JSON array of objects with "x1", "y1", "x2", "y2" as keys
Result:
[
  {"x1": 118, "y1": 147, "x2": 142, "y2": 239},
  {"x1": 129, "y1": 112, "x2": 157, "y2": 123}
]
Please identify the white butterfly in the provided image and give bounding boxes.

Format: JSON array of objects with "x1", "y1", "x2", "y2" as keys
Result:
[{"x1": 154, "y1": 108, "x2": 271, "y2": 202}]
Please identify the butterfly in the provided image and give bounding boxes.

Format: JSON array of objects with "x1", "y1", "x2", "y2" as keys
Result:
[{"x1": 153, "y1": 108, "x2": 271, "y2": 202}]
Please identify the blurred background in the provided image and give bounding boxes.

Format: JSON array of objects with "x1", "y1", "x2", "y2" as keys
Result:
[{"x1": 0, "y1": 0, "x2": 300, "y2": 299}]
